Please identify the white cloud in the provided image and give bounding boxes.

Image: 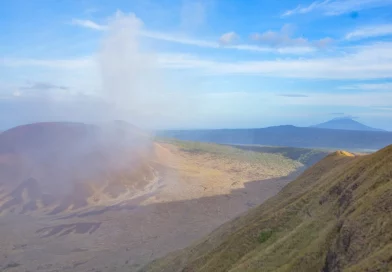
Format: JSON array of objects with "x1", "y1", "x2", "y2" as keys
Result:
[
  {"x1": 372, "y1": 106, "x2": 392, "y2": 111},
  {"x1": 339, "y1": 82, "x2": 392, "y2": 91},
  {"x1": 1, "y1": 57, "x2": 94, "y2": 69},
  {"x1": 155, "y1": 42, "x2": 392, "y2": 80},
  {"x1": 70, "y1": 17, "x2": 315, "y2": 55},
  {"x1": 144, "y1": 31, "x2": 315, "y2": 54},
  {"x1": 251, "y1": 24, "x2": 332, "y2": 48},
  {"x1": 180, "y1": 0, "x2": 207, "y2": 30},
  {"x1": 20, "y1": 82, "x2": 69, "y2": 91},
  {"x1": 265, "y1": 91, "x2": 392, "y2": 108},
  {"x1": 142, "y1": 30, "x2": 218, "y2": 48},
  {"x1": 272, "y1": 46, "x2": 316, "y2": 54},
  {"x1": 313, "y1": 37, "x2": 334, "y2": 48},
  {"x1": 251, "y1": 24, "x2": 308, "y2": 47},
  {"x1": 70, "y1": 19, "x2": 107, "y2": 30},
  {"x1": 3, "y1": 35, "x2": 392, "y2": 80},
  {"x1": 84, "y1": 8, "x2": 99, "y2": 16},
  {"x1": 16, "y1": 81, "x2": 72, "y2": 99},
  {"x1": 219, "y1": 32, "x2": 239, "y2": 45},
  {"x1": 276, "y1": 94, "x2": 309, "y2": 98},
  {"x1": 283, "y1": 0, "x2": 392, "y2": 16},
  {"x1": 346, "y1": 24, "x2": 392, "y2": 40},
  {"x1": 195, "y1": 89, "x2": 392, "y2": 111},
  {"x1": 282, "y1": 0, "x2": 329, "y2": 16}
]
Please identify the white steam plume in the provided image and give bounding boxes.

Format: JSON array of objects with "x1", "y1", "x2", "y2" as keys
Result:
[{"x1": 98, "y1": 11, "x2": 173, "y2": 127}]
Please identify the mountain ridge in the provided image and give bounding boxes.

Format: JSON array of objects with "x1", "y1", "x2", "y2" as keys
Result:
[
  {"x1": 159, "y1": 125, "x2": 392, "y2": 151},
  {"x1": 312, "y1": 118, "x2": 385, "y2": 132}
]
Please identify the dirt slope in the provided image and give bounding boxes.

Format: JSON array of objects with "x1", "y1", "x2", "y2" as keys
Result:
[{"x1": 143, "y1": 145, "x2": 392, "y2": 272}]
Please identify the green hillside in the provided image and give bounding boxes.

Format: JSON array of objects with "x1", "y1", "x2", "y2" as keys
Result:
[
  {"x1": 158, "y1": 138, "x2": 329, "y2": 168},
  {"x1": 142, "y1": 145, "x2": 392, "y2": 272}
]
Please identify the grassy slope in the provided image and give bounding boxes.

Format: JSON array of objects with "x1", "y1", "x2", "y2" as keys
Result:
[
  {"x1": 225, "y1": 144, "x2": 330, "y2": 167},
  {"x1": 158, "y1": 138, "x2": 329, "y2": 169},
  {"x1": 142, "y1": 145, "x2": 392, "y2": 272}
]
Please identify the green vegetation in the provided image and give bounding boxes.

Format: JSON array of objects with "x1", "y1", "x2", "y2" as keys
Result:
[
  {"x1": 141, "y1": 145, "x2": 392, "y2": 272},
  {"x1": 258, "y1": 229, "x2": 274, "y2": 243},
  {"x1": 227, "y1": 144, "x2": 329, "y2": 167},
  {"x1": 158, "y1": 137, "x2": 329, "y2": 169}
]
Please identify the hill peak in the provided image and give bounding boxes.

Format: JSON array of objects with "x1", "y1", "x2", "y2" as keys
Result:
[
  {"x1": 330, "y1": 150, "x2": 355, "y2": 157},
  {"x1": 312, "y1": 117, "x2": 385, "y2": 132}
]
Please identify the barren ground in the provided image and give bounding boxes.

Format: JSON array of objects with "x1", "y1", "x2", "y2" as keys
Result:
[{"x1": 0, "y1": 142, "x2": 310, "y2": 272}]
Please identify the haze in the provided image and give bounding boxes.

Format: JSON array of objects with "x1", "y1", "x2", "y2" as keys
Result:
[{"x1": 1, "y1": 0, "x2": 392, "y2": 130}]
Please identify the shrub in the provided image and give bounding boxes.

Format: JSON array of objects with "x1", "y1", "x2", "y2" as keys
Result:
[{"x1": 258, "y1": 229, "x2": 274, "y2": 243}]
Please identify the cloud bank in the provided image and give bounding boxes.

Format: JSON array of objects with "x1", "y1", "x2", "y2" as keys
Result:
[{"x1": 283, "y1": 0, "x2": 392, "y2": 16}]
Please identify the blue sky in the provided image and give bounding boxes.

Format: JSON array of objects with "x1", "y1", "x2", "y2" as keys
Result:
[{"x1": 1, "y1": 0, "x2": 392, "y2": 130}]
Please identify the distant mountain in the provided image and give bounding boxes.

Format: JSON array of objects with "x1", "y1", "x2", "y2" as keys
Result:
[
  {"x1": 312, "y1": 117, "x2": 385, "y2": 132},
  {"x1": 158, "y1": 125, "x2": 392, "y2": 151}
]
